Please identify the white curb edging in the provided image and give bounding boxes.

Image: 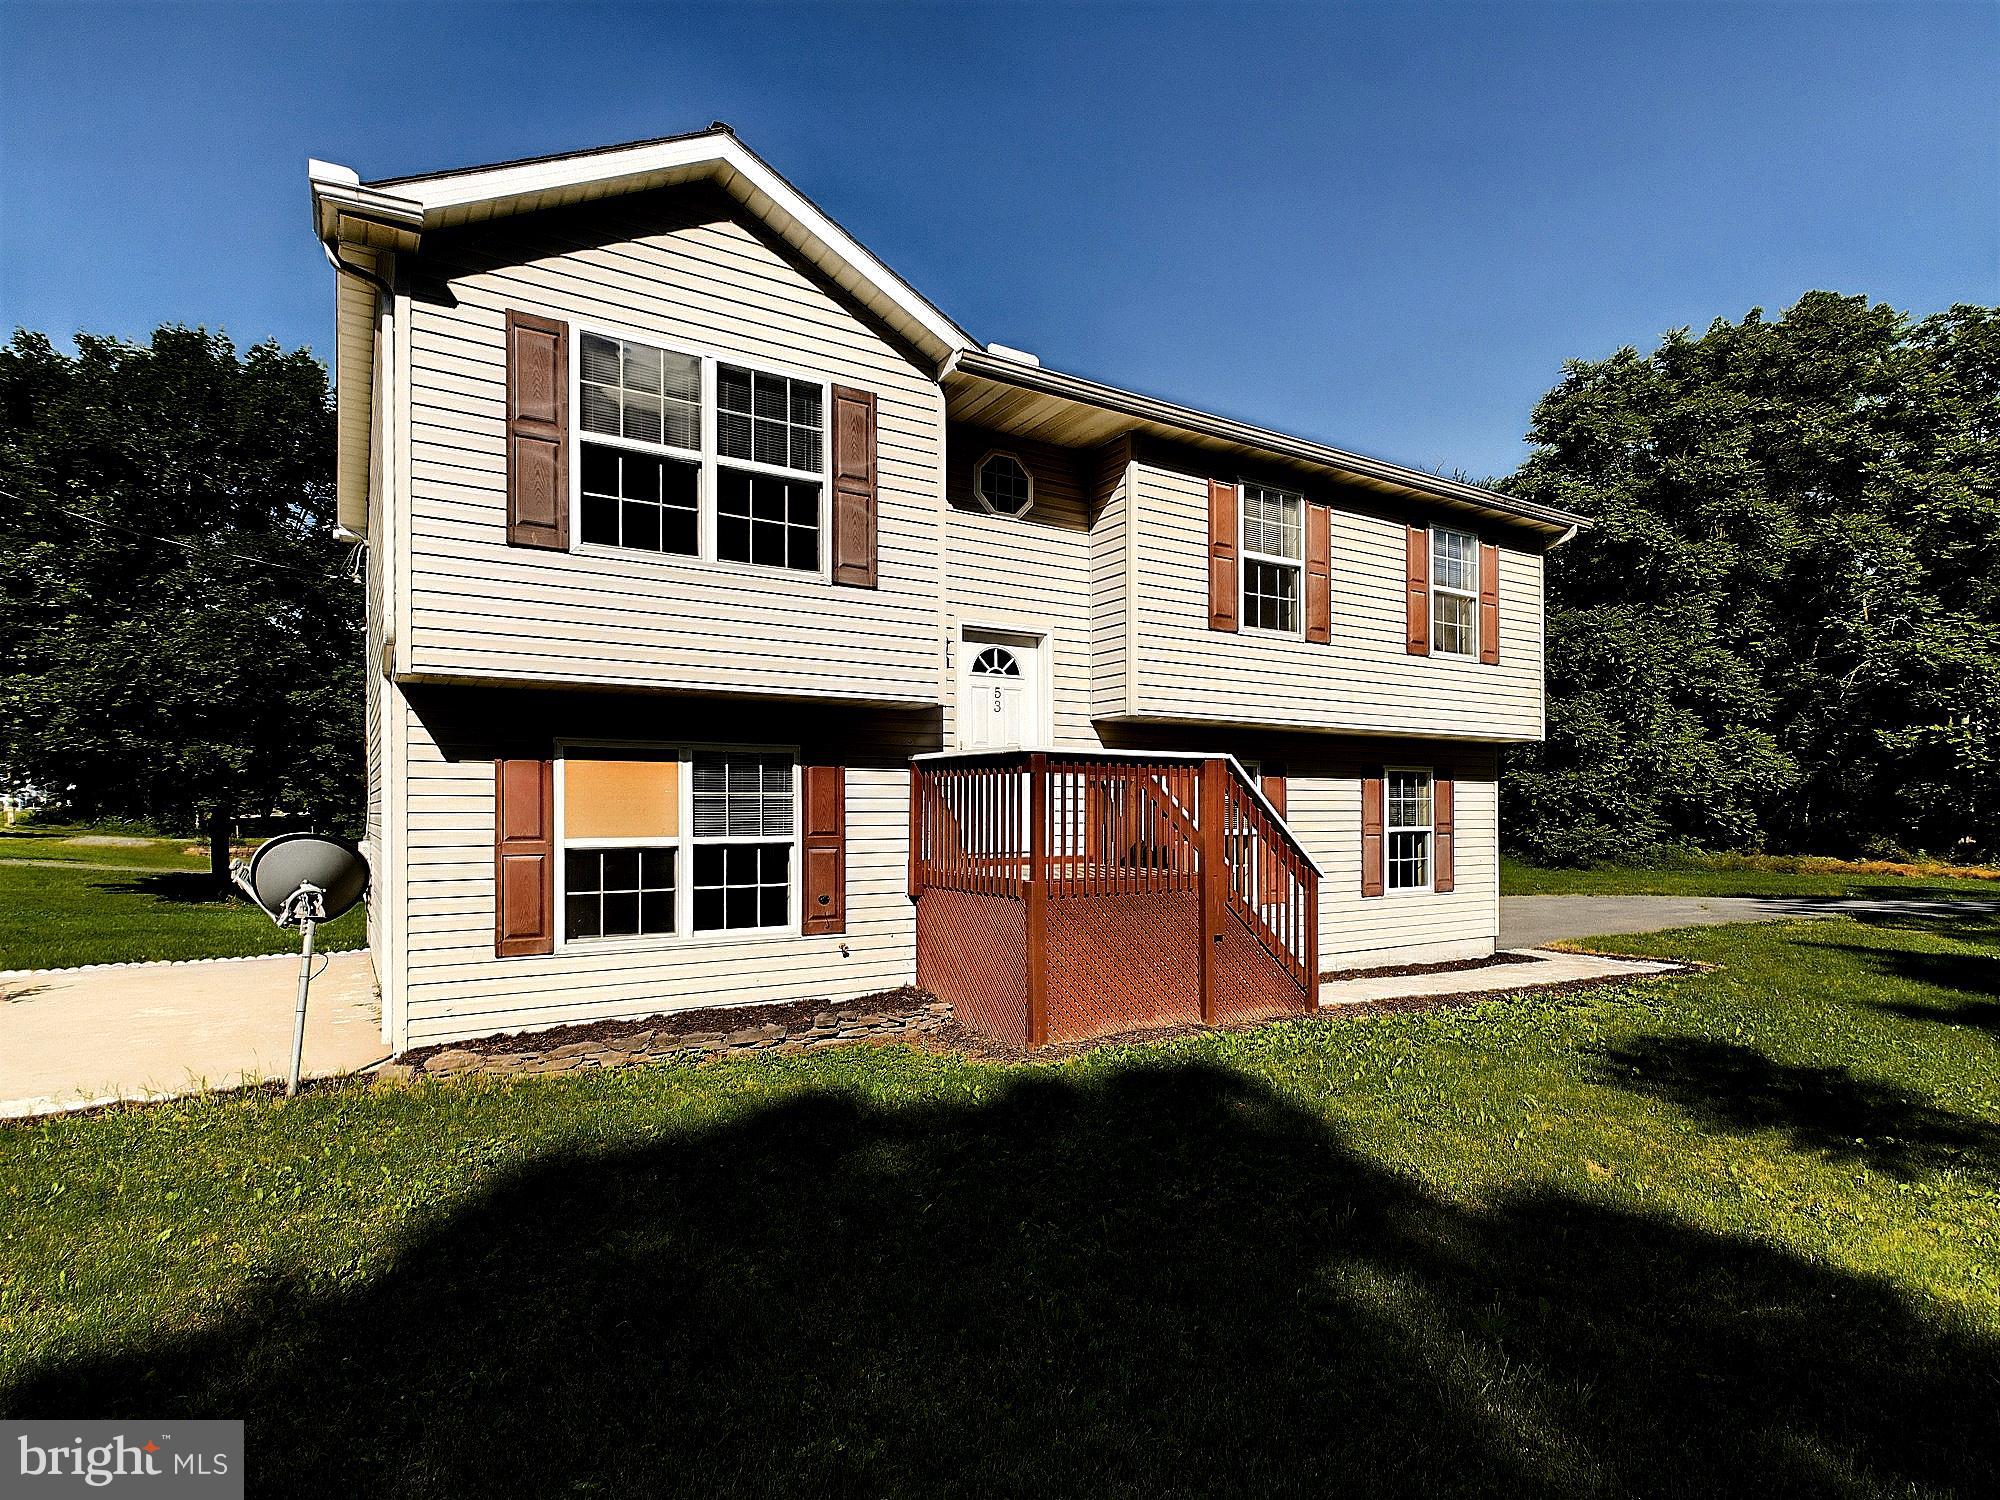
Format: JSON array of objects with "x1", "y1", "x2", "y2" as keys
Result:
[{"x1": 0, "y1": 948, "x2": 366, "y2": 981}]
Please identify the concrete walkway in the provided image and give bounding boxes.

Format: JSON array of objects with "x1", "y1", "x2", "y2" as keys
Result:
[
  {"x1": 1319, "y1": 946, "x2": 1683, "y2": 1009},
  {"x1": 0, "y1": 950, "x2": 385, "y2": 1119},
  {"x1": 1498, "y1": 894, "x2": 1995, "y2": 950}
]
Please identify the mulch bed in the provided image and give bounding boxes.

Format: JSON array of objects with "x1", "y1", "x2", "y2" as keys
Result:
[{"x1": 397, "y1": 986, "x2": 935, "y2": 1069}]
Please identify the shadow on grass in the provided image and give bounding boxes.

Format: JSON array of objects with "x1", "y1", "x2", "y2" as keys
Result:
[
  {"x1": 1851, "y1": 948, "x2": 2000, "y2": 1004},
  {"x1": 1860, "y1": 940, "x2": 2000, "y2": 1033},
  {"x1": 6, "y1": 1064, "x2": 1997, "y2": 1496},
  {"x1": 1593, "y1": 1036, "x2": 2000, "y2": 1182},
  {"x1": 1847, "y1": 907, "x2": 2000, "y2": 946},
  {"x1": 1799, "y1": 912, "x2": 2000, "y2": 1031},
  {"x1": 94, "y1": 871, "x2": 236, "y2": 906},
  {"x1": 1874, "y1": 996, "x2": 2000, "y2": 1035}
]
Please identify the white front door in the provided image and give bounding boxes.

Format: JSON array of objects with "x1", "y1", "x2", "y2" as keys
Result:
[
  {"x1": 964, "y1": 644, "x2": 1027, "y2": 750},
  {"x1": 959, "y1": 638, "x2": 1038, "y2": 751}
]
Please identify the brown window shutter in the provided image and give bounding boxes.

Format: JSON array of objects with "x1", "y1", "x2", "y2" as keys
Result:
[
  {"x1": 505, "y1": 310, "x2": 569, "y2": 550},
  {"x1": 830, "y1": 386, "x2": 877, "y2": 588},
  {"x1": 494, "y1": 757, "x2": 554, "y2": 956},
  {"x1": 1208, "y1": 478, "x2": 1239, "y2": 632},
  {"x1": 1434, "y1": 776, "x2": 1455, "y2": 892},
  {"x1": 801, "y1": 763, "x2": 847, "y2": 935},
  {"x1": 1478, "y1": 541, "x2": 1500, "y2": 664},
  {"x1": 1305, "y1": 501, "x2": 1332, "y2": 643},
  {"x1": 1405, "y1": 525, "x2": 1430, "y2": 655},
  {"x1": 1360, "y1": 774, "x2": 1385, "y2": 898}
]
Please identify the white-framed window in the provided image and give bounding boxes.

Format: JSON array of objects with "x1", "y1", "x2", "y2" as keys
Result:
[
  {"x1": 1240, "y1": 481, "x2": 1304, "y2": 635},
  {"x1": 716, "y1": 365, "x2": 823, "y2": 570},
  {"x1": 1385, "y1": 767, "x2": 1434, "y2": 893},
  {"x1": 571, "y1": 325, "x2": 828, "y2": 574},
  {"x1": 974, "y1": 451, "x2": 1034, "y2": 517},
  {"x1": 556, "y1": 743, "x2": 798, "y2": 946},
  {"x1": 1430, "y1": 526, "x2": 1479, "y2": 658},
  {"x1": 689, "y1": 751, "x2": 795, "y2": 932}
]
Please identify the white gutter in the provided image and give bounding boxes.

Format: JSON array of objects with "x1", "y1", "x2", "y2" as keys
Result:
[{"x1": 946, "y1": 348, "x2": 1590, "y2": 536}]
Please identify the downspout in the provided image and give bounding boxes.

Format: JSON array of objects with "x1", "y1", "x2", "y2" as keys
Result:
[{"x1": 321, "y1": 239, "x2": 396, "y2": 305}]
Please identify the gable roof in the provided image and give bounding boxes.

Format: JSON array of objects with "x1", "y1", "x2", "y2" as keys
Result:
[
  {"x1": 314, "y1": 124, "x2": 975, "y2": 362},
  {"x1": 310, "y1": 126, "x2": 1586, "y2": 541}
]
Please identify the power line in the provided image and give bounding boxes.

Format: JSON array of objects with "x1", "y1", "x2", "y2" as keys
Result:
[{"x1": 0, "y1": 485, "x2": 351, "y2": 578}]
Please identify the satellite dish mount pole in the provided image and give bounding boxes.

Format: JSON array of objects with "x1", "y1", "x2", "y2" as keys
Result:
[{"x1": 278, "y1": 882, "x2": 327, "y2": 1097}]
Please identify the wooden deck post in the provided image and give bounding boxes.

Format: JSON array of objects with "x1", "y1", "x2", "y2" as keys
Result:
[
  {"x1": 1025, "y1": 752, "x2": 1049, "y2": 1048},
  {"x1": 1198, "y1": 756, "x2": 1226, "y2": 1025},
  {"x1": 907, "y1": 766, "x2": 922, "y2": 901}
]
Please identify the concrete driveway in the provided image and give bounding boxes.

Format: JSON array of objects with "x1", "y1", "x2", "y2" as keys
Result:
[
  {"x1": 1500, "y1": 894, "x2": 1995, "y2": 950},
  {"x1": 0, "y1": 950, "x2": 385, "y2": 1118}
]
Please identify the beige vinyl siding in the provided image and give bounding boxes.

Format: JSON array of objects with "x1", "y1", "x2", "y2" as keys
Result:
[
  {"x1": 1096, "y1": 728, "x2": 1501, "y2": 971},
  {"x1": 1126, "y1": 461, "x2": 1546, "y2": 741},
  {"x1": 941, "y1": 426, "x2": 1100, "y2": 749},
  {"x1": 399, "y1": 188, "x2": 944, "y2": 705},
  {"x1": 392, "y1": 688, "x2": 939, "y2": 1049},
  {"x1": 1289, "y1": 747, "x2": 1500, "y2": 969},
  {"x1": 1088, "y1": 437, "x2": 1132, "y2": 719},
  {"x1": 389, "y1": 693, "x2": 1499, "y2": 1046}
]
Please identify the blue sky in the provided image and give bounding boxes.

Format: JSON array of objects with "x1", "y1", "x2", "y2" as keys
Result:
[{"x1": 2, "y1": 1, "x2": 1994, "y2": 479}]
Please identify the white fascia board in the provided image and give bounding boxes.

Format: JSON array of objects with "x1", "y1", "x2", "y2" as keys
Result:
[
  {"x1": 382, "y1": 135, "x2": 975, "y2": 362},
  {"x1": 310, "y1": 170, "x2": 424, "y2": 251},
  {"x1": 944, "y1": 350, "x2": 1591, "y2": 538}
]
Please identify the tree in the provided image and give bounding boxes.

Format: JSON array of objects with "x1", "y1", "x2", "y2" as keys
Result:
[
  {"x1": 1503, "y1": 294, "x2": 2000, "y2": 862},
  {"x1": 0, "y1": 325, "x2": 360, "y2": 881}
]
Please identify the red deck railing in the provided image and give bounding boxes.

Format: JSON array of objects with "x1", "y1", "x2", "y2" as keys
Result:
[{"x1": 910, "y1": 751, "x2": 1318, "y2": 1045}]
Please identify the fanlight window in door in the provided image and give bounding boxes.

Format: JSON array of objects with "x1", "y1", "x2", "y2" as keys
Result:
[{"x1": 971, "y1": 647, "x2": 1022, "y2": 677}]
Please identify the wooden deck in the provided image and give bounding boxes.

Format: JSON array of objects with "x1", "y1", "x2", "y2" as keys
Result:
[{"x1": 911, "y1": 751, "x2": 1319, "y2": 1047}]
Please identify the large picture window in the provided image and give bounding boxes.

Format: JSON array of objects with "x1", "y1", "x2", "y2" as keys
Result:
[
  {"x1": 1385, "y1": 769, "x2": 1433, "y2": 892},
  {"x1": 1430, "y1": 527, "x2": 1479, "y2": 658},
  {"x1": 1241, "y1": 482, "x2": 1304, "y2": 634},
  {"x1": 558, "y1": 745, "x2": 797, "y2": 944},
  {"x1": 573, "y1": 331, "x2": 826, "y2": 573}
]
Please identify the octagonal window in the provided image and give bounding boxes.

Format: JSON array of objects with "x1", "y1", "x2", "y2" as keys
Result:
[{"x1": 974, "y1": 452, "x2": 1034, "y2": 517}]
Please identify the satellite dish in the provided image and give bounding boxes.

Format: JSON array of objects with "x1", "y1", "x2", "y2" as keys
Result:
[
  {"x1": 245, "y1": 833, "x2": 368, "y2": 923},
  {"x1": 231, "y1": 834, "x2": 370, "y2": 1098}
]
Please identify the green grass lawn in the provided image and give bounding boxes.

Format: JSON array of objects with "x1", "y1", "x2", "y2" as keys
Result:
[
  {"x1": 3, "y1": 913, "x2": 1996, "y2": 1496},
  {"x1": 1502, "y1": 850, "x2": 2000, "y2": 899},
  {"x1": 0, "y1": 853, "x2": 364, "y2": 969},
  {"x1": 0, "y1": 824, "x2": 220, "y2": 871}
]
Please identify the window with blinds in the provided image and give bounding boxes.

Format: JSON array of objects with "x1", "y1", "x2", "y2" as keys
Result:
[
  {"x1": 1240, "y1": 482, "x2": 1304, "y2": 634},
  {"x1": 1430, "y1": 527, "x2": 1479, "y2": 658},
  {"x1": 1385, "y1": 769, "x2": 1434, "y2": 892},
  {"x1": 691, "y1": 752, "x2": 794, "y2": 931}
]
